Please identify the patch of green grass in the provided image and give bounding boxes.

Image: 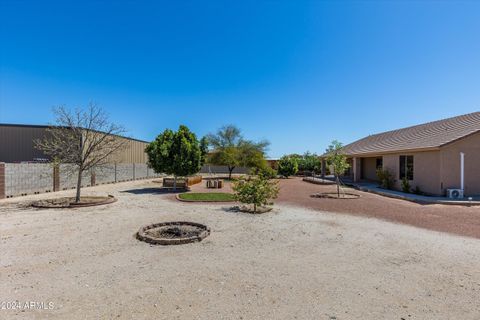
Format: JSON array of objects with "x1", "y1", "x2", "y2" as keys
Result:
[{"x1": 178, "y1": 192, "x2": 235, "y2": 202}]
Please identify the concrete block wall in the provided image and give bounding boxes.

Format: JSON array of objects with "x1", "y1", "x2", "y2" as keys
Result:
[
  {"x1": 116, "y1": 163, "x2": 134, "y2": 182},
  {"x1": 134, "y1": 163, "x2": 149, "y2": 179},
  {"x1": 200, "y1": 165, "x2": 249, "y2": 174},
  {"x1": 95, "y1": 164, "x2": 116, "y2": 184},
  {"x1": 5, "y1": 163, "x2": 53, "y2": 197},
  {"x1": 0, "y1": 162, "x2": 162, "y2": 199},
  {"x1": 59, "y1": 164, "x2": 92, "y2": 190}
]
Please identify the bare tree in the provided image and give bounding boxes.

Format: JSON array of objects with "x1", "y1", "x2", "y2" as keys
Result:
[{"x1": 35, "y1": 103, "x2": 127, "y2": 202}]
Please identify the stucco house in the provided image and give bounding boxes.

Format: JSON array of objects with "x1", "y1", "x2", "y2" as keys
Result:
[{"x1": 326, "y1": 112, "x2": 480, "y2": 196}]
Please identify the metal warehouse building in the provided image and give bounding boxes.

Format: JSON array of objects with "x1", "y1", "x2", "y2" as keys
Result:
[
  {"x1": 0, "y1": 123, "x2": 150, "y2": 163},
  {"x1": 0, "y1": 123, "x2": 161, "y2": 199}
]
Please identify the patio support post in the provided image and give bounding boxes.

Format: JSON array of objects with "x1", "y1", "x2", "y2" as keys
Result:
[
  {"x1": 353, "y1": 157, "x2": 361, "y2": 182},
  {"x1": 460, "y1": 152, "x2": 465, "y2": 190}
]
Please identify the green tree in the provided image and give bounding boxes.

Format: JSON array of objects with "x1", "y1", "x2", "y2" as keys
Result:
[
  {"x1": 298, "y1": 152, "x2": 322, "y2": 173},
  {"x1": 325, "y1": 140, "x2": 350, "y2": 197},
  {"x1": 277, "y1": 155, "x2": 298, "y2": 178},
  {"x1": 199, "y1": 136, "x2": 209, "y2": 166},
  {"x1": 206, "y1": 125, "x2": 269, "y2": 179},
  {"x1": 146, "y1": 125, "x2": 203, "y2": 190},
  {"x1": 232, "y1": 176, "x2": 279, "y2": 213}
]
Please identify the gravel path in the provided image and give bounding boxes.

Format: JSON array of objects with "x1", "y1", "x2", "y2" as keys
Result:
[{"x1": 1, "y1": 179, "x2": 480, "y2": 319}]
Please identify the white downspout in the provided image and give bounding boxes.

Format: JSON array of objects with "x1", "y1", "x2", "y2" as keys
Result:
[{"x1": 460, "y1": 152, "x2": 465, "y2": 191}]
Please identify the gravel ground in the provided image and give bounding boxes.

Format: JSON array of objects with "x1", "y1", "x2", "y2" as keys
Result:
[
  {"x1": 275, "y1": 177, "x2": 480, "y2": 239},
  {"x1": 1, "y1": 179, "x2": 480, "y2": 319}
]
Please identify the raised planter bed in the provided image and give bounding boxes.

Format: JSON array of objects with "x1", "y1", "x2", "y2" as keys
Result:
[{"x1": 162, "y1": 176, "x2": 203, "y2": 188}]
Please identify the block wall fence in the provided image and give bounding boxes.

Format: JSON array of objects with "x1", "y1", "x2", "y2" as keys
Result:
[{"x1": 0, "y1": 163, "x2": 160, "y2": 199}]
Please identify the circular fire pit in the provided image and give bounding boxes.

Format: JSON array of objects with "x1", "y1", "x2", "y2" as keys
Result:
[{"x1": 136, "y1": 221, "x2": 210, "y2": 245}]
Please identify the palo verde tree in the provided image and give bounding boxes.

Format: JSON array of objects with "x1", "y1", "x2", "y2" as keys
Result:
[
  {"x1": 35, "y1": 103, "x2": 127, "y2": 203},
  {"x1": 325, "y1": 140, "x2": 350, "y2": 197},
  {"x1": 146, "y1": 125, "x2": 205, "y2": 190},
  {"x1": 277, "y1": 155, "x2": 298, "y2": 178},
  {"x1": 206, "y1": 125, "x2": 269, "y2": 179}
]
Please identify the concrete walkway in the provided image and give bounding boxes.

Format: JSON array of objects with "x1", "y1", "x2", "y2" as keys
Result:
[{"x1": 351, "y1": 181, "x2": 480, "y2": 206}]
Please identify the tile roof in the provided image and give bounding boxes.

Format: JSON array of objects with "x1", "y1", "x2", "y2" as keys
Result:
[{"x1": 338, "y1": 112, "x2": 480, "y2": 156}]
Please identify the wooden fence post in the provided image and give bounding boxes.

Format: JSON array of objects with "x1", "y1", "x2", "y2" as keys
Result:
[{"x1": 53, "y1": 165, "x2": 60, "y2": 192}]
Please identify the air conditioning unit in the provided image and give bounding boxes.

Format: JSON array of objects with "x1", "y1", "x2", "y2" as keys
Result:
[{"x1": 447, "y1": 189, "x2": 464, "y2": 199}]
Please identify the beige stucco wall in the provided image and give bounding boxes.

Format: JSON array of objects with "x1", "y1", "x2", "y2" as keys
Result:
[
  {"x1": 381, "y1": 151, "x2": 441, "y2": 195},
  {"x1": 439, "y1": 132, "x2": 480, "y2": 196},
  {"x1": 361, "y1": 157, "x2": 379, "y2": 181}
]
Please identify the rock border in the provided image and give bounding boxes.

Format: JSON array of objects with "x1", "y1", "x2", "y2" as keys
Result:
[
  {"x1": 311, "y1": 192, "x2": 360, "y2": 200},
  {"x1": 302, "y1": 177, "x2": 336, "y2": 185},
  {"x1": 136, "y1": 221, "x2": 211, "y2": 245},
  {"x1": 31, "y1": 195, "x2": 117, "y2": 208},
  {"x1": 228, "y1": 205, "x2": 273, "y2": 214}
]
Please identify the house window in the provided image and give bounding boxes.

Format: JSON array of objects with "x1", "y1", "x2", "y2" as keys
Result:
[
  {"x1": 376, "y1": 157, "x2": 383, "y2": 169},
  {"x1": 399, "y1": 155, "x2": 414, "y2": 180}
]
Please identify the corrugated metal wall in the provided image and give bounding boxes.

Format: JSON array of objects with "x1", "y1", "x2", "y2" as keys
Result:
[
  {"x1": 0, "y1": 126, "x2": 50, "y2": 162},
  {"x1": 0, "y1": 125, "x2": 150, "y2": 163}
]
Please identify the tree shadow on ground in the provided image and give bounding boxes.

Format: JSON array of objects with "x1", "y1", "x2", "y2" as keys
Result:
[{"x1": 121, "y1": 187, "x2": 188, "y2": 195}]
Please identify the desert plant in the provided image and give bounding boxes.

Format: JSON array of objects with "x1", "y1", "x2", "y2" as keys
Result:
[
  {"x1": 325, "y1": 140, "x2": 350, "y2": 197},
  {"x1": 232, "y1": 176, "x2": 279, "y2": 213},
  {"x1": 35, "y1": 103, "x2": 127, "y2": 203},
  {"x1": 413, "y1": 185, "x2": 422, "y2": 195},
  {"x1": 146, "y1": 125, "x2": 204, "y2": 190},
  {"x1": 278, "y1": 155, "x2": 299, "y2": 178},
  {"x1": 252, "y1": 166, "x2": 278, "y2": 180},
  {"x1": 206, "y1": 125, "x2": 269, "y2": 179},
  {"x1": 376, "y1": 168, "x2": 394, "y2": 190},
  {"x1": 401, "y1": 177, "x2": 411, "y2": 193}
]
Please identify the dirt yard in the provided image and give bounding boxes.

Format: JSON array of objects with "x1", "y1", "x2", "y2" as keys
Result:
[
  {"x1": 1, "y1": 179, "x2": 480, "y2": 319},
  {"x1": 190, "y1": 177, "x2": 480, "y2": 239}
]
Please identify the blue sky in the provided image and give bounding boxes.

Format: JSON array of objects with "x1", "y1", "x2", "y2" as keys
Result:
[{"x1": 1, "y1": 1, "x2": 479, "y2": 158}]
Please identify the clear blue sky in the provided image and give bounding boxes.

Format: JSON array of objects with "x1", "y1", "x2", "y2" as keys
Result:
[{"x1": 1, "y1": 1, "x2": 479, "y2": 158}]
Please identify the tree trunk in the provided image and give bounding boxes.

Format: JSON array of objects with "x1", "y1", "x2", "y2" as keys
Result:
[
  {"x1": 336, "y1": 175, "x2": 340, "y2": 198},
  {"x1": 228, "y1": 167, "x2": 235, "y2": 180},
  {"x1": 173, "y1": 175, "x2": 177, "y2": 191},
  {"x1": 75, "y1": 168, "x2": 83, "y2": 203}
]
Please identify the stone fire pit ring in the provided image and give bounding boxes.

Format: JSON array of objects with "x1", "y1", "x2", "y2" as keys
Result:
[{"x1": 136, "y1": 221, "x2": 210, "y2": 245}]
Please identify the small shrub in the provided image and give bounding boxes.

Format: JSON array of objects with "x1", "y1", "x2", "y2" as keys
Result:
[
  {"x1": 255, "y1": 166, "x2": 278, "y2": 180},
  {"x1": 401, "y1": 177, "x2": 411, "y2": 193},
  {"x1": 413, "y1": 185, "x2": 422, "y2": 195},
  {"x1": 277, "y1": 155, "x2": 299, "y2": 178},
  {"x1": 376, "y1": 168, "x2": 394, "y2": 190},
  {"x1": 232, "y1": 176, "x2": 279, "y2": 213}
]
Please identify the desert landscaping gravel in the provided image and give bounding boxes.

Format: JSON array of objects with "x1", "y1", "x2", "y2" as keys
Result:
[{"x1": 1, "y1": 179, "x2": 480, "y2": 319}]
